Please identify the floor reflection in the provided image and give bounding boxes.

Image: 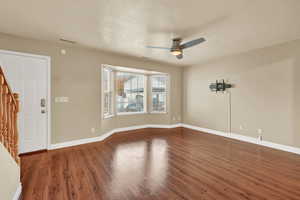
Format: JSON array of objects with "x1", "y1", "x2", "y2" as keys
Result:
[
  {"x1": 148, "y1": 139, "x2": 168, "y2": 194},
  {"x1": 109, "y1": 138, "x2": 168, "y2": 199}
]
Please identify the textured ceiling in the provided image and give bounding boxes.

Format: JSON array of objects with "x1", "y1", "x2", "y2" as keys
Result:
[{"x1": 0, "y1": 0, "x2": 300, "y2": 66}]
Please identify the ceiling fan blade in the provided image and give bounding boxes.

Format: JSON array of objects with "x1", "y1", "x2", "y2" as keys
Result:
[
  {"x1": 176, "y1": 54, "x2": 183, "y2": 59},
  {"x1": 146, "y1": 46, "x2": 171, "y2": 50},
  {"x1": 180, "y1": 38, "x2": 206, "y2": 49}
]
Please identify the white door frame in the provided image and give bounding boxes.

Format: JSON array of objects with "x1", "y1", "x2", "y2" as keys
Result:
[{"x1": 0, "y1": 49, "x2": 51, "y2": 151}]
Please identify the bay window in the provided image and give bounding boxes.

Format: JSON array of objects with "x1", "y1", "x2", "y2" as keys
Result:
[{"x1": 102, "y1": 65, "x2": 168, "y2": 118}]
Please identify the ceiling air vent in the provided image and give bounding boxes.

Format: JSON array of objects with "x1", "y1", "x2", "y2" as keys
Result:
[{"x1": 59, "y1": 38, "x2": 76, "y2": 44}]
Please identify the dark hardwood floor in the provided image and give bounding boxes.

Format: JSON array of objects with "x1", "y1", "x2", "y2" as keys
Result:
[{"x1": 21, "y1": 128, "x2": 300, "y2": 200}]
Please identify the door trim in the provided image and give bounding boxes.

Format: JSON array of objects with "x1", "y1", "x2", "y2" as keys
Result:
[{"x1": 0, "y1": 49, "x2": 52, "y2": 151}]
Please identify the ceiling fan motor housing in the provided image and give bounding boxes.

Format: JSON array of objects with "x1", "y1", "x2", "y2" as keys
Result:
[{"x1": 170, "y1": 38, "x2": 182, "y2": 55}]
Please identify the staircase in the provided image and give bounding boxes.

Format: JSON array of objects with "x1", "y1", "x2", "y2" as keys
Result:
[{"x1": 0, "y1": 67, "x2": 20, "y2": 164}]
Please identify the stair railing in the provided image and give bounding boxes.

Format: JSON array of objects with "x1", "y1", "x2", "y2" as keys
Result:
[{"x1": 0, "y1": 67, "x2": 20, "y2": 164}]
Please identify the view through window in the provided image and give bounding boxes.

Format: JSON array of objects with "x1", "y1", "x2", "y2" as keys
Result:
[
  {"x1": 151, "y1": 75, "x2": 167, "y2": 112},
  {"x1": 116, "y1": 72, "x2": 145, "y2": 113}
]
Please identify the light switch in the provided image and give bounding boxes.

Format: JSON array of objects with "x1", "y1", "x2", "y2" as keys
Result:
[
  {"x1": 61, "y1": 97, "x2": 69, "y2": 102},
  {"x1": 55, "y1": 97, "x2": 69, "y2": 103},
  {"x1": 55, "y1": 97, "x2": 60, "y2": 102}
]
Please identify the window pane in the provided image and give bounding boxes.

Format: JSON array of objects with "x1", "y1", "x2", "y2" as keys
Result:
[
  {"x1": 116, "y1": 72, "x2": 145, "y2": 113},
  {"x1": 103, "y1": 69, "x2": 109, "y2": 92},
  {"x1": 151, "y1": 76, "x2": 167, "y2": 112},
  {"x1": 152, "y1": 93, "x2": 166, "y2": 112},
  {"x1": 103, "y1": 68, "x2": 113, "y2": 117},
  {"x1": 104, "y1": 93, "x2": 109, "y2": 114}
]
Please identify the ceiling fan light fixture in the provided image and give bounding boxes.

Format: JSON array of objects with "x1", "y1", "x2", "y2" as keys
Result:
[{"x1": 171, "y1": 49, "x2": 182, "y2": 56}]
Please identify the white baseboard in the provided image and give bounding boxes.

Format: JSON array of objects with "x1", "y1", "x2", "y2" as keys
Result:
[
  {"x1": 180, "y1": 123, "x2": 300, "y2": 155},
  {"x1": 49, "y1": 124, "x2": 181, "y2": 150},
  {"x1": 181, "y1": 124, "x2": 228, "y2": 137},
  {"x1": 49, "y1": 123, "x2": 300, "y2": 156},
  {"x1": 12, "y1": 182, "x2": 22, "y2": 200},
  {"x1": 260, "y1": 140, "x2": 300, "y2": 155},
  {"x1": 230, "y1": 132, "x2": 259, "y2": 144},
  {"x1": 49, "y1": 135, "x2": 105, "y2": 150}
]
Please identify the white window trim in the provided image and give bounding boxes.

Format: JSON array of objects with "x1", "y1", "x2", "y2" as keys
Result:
[
  {"x1": 150, "y1": 111, "x2": 168, "y2": 114},
  {"x1": 101, "y1": 65, "x2": 115, "y2": 119},
  {"x1": 150, "y1": 74, "x2": 169, "y2": 114},
  {"x1": 117, "y1": 111, "x2": 148, "y2": 116}
]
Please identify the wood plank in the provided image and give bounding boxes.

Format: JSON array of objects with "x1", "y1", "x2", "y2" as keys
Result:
[{"x1": 21, "y1": 128, "x2": 300, "y2": 200}]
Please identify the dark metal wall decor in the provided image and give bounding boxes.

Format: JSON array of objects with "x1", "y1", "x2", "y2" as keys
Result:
[{"x1": 209, "y1": 79, "x2": 232, "y2": 93}]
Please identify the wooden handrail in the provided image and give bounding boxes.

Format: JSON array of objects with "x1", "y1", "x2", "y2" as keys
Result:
[{"x1": 0, "y1": 67, "x2": 20, "y2": 164}]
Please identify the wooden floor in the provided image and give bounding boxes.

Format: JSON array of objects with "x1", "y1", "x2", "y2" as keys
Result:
[{"x1": 21, "y1": 128, "x2": 300, "y2": 200}]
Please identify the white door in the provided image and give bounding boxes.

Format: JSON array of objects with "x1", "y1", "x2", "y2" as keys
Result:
[{"x1": 0, "y1": 50, "x2": 50, "y2": 154}]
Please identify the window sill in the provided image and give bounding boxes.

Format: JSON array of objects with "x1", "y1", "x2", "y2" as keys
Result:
[
  {"x1": 117, "y1": 112, "x2": 147, "y2": 116},
  {"x1": 103, "y1": 114, "x2": 114, "y2": 119},
  {"x1": 103, "y1": 111, "x2": 167, "y2": 119},
  {"x1": 150, "y1": 111, "x2": 167, "y2": 114}
]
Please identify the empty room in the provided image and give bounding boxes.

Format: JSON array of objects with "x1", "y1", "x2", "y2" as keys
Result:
[{"x1": 1, "y1": 0, "x2": 300, "y2": 199}]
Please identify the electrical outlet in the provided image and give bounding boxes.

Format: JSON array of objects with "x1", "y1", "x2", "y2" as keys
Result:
[
  {"x1": 258, "y1": 129, "x2": 263, "y2": 141},
  {"x1": 172, "y1": 116, "x2": 176, "y2": 121},
  {"x1": 239, "y1": 125, "x2": 243, "y2": 130},
  {"x1": 91, "y1": 128, "x2": 95, "y2": 133}
]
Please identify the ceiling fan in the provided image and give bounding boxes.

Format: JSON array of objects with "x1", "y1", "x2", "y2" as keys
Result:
[{"x1": 146, "y1": 37, "x2": 206, "y2": 59}]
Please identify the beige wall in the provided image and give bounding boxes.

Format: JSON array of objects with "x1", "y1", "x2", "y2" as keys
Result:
[
  {"x1": 0, "y1": 143, "x2": 20, "y2": 199},
  {"x1": 0, "y1": 33, "x2": 182, "y2": 144},
  {"x1": 2, "y1": 31, "x2": 299, "y2": 150},
  {"x1": 183, "y1": 39, "x2": 300, "y2": 148}
]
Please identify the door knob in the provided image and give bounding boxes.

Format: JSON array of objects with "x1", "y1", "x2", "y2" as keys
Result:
[{"x1": 41, "y1": 98, "x2": 46, "y2": 114}]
